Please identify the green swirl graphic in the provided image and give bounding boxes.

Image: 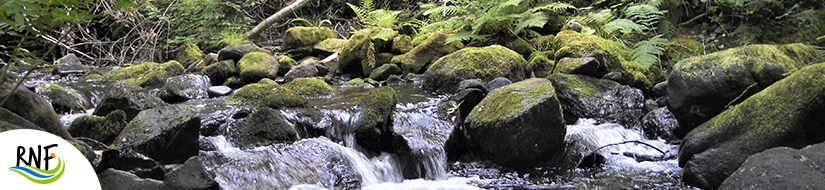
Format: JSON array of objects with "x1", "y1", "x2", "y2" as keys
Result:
[{"x1": 8, "y1": 156, "x2": 65, "y2": 184}]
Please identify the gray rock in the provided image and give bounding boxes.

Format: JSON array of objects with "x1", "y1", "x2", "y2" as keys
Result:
[
  {"x1": 158, "y1": 74, "x2": 210, "y2": 103},
  {"x1": 207, "y1": 86, "x2": 233, "y2": 97},
  {"x1": 164, "y1": 156, "x2": 218, "y2": 190},
  {"x1": 113, "y1": 105, "x2": 200, "y2": 164},
  {"x1": 98, "y1": 168, "x2": 165, "y2": 190},
  {"x1": 485, "y1": 77, "x2": 512, "y2": 92},
  {"x1": 67, "y1": 110, "x2": 128, "y2": 145},
  {"x1": 93, "y1": 83, "x2": 167, "y2": 122},
  {"x1": 228, "y1": 107, "x2": 298, "y2": 148},
  {"x1": 719, "y1": 143, "x2": 825, "y2": 190},
  {"x1": 0, "y1": 107, "x2": 45, "y2": 132},
  {"x1": 368, "y1": 64, "x2": 402, "y2": 81},
  {"x1": 641, "y1": 108, "x2": 679, "y2": 143},
  {"x1": 34, "y1": 83, "x2": 88, "y2": 114},
  {"x1": 217, "y1": 44, "x2": 268, "y2": 62},
  {"x1": 555, "y1": 57, "x2": 599, "y2": 76},
  {"x1": 284, "y1": 59, "x2": 319, "y2": 83},
  {"x1": 0, "y1": 85, "x2": 71, "y2": 139},
  {"x1": 53, "y1": 53, "x2": 88, "y2": 75},
  {"x1": 353, "y1": 87, "x2": 410, "y2": 153},
  {"x1": 548, "y1": 73, "x2": 645, "y2": 127},
  {"x1": 202, "y1": 60, "x2": 237, "y2": 86},
  {"x1": 97, "y1": 148, "x2": 165, "y2": 180}
]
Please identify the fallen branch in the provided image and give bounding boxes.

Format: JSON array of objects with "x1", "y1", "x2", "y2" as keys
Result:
[{"x1": 245, "y1": 0, "x2": 312, "y2": 40}]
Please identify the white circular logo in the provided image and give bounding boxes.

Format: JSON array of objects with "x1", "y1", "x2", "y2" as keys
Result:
[{"x1": 0, "y1": 129, "x2": 101, "y2": 189}]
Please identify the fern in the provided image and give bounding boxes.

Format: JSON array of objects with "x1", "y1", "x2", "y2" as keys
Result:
[
  {"x1": 603, "y1": 18, "x2": 648, "y2": 34},
  {"x1": 625, "y1": 4, "x2": 666, "y2": 28},
  {"x1": 631, "y1": 35, "x2": 666, "y2": 67},
  {"x1": 446, "y1": 32, "x2": 489, "y2": 43}
]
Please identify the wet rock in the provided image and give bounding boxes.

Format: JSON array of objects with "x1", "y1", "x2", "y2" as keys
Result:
[
  {"x1": 315, "y1": 63, "x2": 329, "y2": 76},
  {"x1": 113, "y1": 105, "x2": 201, "y2": 164},
  {"x1": 368, "y1": 64, "x2": 402, "y2": 81},
  {"x1": 164, "y1": 156, "x2": 218, "y2": 190},
  {"x1": 217, "y1": 44, "x2": 268, "y2": 62},
  {"x1": 423, "y1": 45, "x2": 530, "y2": 94},
  {"x1": 238, "y1": 52, "x2": 279, "y2": 83},
  {"x1": 458, "y1": 79, "x2": 486, "y2": 93},
  {"x1": 446, "y1": 88, "x2": 486, "y2": 124},
  {"x1": 261, "y1": 93, "x2": 310, "y2": 110},
  {"x1": 719, "y1": 143, "x2": 825, "y2": 190},
  {"x1": 555, "y1": 57, "x2": 599, "y2": 76},
  {"x1": 339, "y1": 32, "x2": 375, "y2": 77},
  {"x1": 284, "y1": 59, "x2": 319, "y2": 83},
  {"x1": 547, "y1": 73, "x2": 645, "y2": 128},
  {"x1": 314, "y1": 38, "x2": 347, "y2": 54},
  {"x1": 0, "y1": 85, "x2": 71, "y2": 139},
  {"x1": 97, "y1": 149, "x2": 165, "y2": 180},
  {"x1": 223, "y1": 76, "x2": 246, "y2": 89},
  {"x1": 225, "y1": 82, "x2": 282, "y2": 103},
  {"x1": 667, "y1": 44, "x2": 823, "y2": 136},
  {"x1": 53, "y1": 53, "x2": 88, "y2": 75},
  {"x1": 398, "y1": 32, "x2": 464, "y2": 74},
  {"x1": 281, "y1": 77, "x2": 333, "y2": 97},
  {"x1": 485, "y1": 77, "x2": 512, "y2": 92},
  {"x1": 67, "y1": 110, "x2": 128, "y2": 145},
  {"x1": 0, "y1": 107, "x2": 45, "y2": 132},
  {"x1": 464, "y1": 78, "x2": 565, "y2": 169},
  {"x1": 176, "y1": 41, "x2": 204, "y2": 69},
  {"x1": 189, "y1": 53, "x2": 218, "y2": 73},
  {"x1": 652, "y1": 81, "x2": 667, "y2": 97},
  {"x1": 553, "y1": 30, "x2": 626, "y2": 78},
  {"x1": 353, "y1": 87, "x2": 410, "y2": 153},
  {"x1": 207, "y1": 86, "x2": 232, "y2": 97},
  {"x1": 444, "y1": 88, "x2": 486, "y2": 161},
  {"x1": 283, "y1": 26, "x2": 338, "y2": 50},
  {"x1": 98, "y1": 168, "x2": 165, "y2": 190},
  {"x1": 228, "y1": 107, "x2": 298, "y2": 148},
  {"x1": 202, "y1": 60, "x2": 237, "y2": 86},
  {"x1": 528, "y1": 51, "x2": 555, "y2": 78},
  {"x1": 34, "y1": 83, "x2": 88, "y2": 113},
  {"x1": 93, "y1": 83, "x2": 167, "y2": 122},
  {"x1": 679, "y1": 63, "x2": 825, "y2": 189},
  {"x1": 641, "y1": 108, "x2": 679, "y2": 143},
  {"x1": 108, "y1": 60, "x2": 185, "y2": 88},
  {"x1": 158, "y1": 74, "x2": 210, "y2": 103}
]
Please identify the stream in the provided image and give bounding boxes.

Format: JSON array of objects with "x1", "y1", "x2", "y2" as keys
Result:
[{"x1": 28, "y1": 71, "x2": 695, "y2": 189}]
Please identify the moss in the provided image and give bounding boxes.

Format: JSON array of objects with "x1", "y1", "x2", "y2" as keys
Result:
[
  {"x1": 258, "y1": 78, "x2": 279, "y2": 85},
  {"x1": 429, "y1": 45, "x2": 530, "y2": 82},
  {"x1": 399, "y1": 31, "x2": 465, "y2": 74},
  {"x1": 35, "y1": 83, "x2": 87, "y2": 112},
  {"x1": 283, "y1": 26, "x2": 338, "y2": 49},
  {"x1": 468, "y1": 78, "x2": 555, "y2": 124},
  {"x1": 176, "y1": 41, "x2": 204, "y2": 67},
  {"x1": 677, "y1": 44, "x2": 823, "y2": 80},
  {"x1": 357, "y1": 87, "x2": 398, "y2": 119},
  {"x1": 261, "y1": 93, "x2": 310, "y2": 109},
  {"x1": 278, "y1": 55, "x2": 298, "y2": 68},
  {"x1": 225, "y1": 83, "x2": 285, "y2": 103},
  {"x1": 339, "y1": 31, "x2": 375, "y2": 77},
  {"x1": 314, "y1": 38, "x2": 348, "y2": 53},
  {"x1": 553, "y1": 30, "x2": 628, "y2": 71},
  {"x1": 666, "y1": 34, "x2": 704, "y2": 61},
  {"x1": 223, "y1": 76, "x2": 246, "y2": 89},
  {"x1": 108, "y1": 61, "x2": 185, "y2": 88},
  {"x1": 547, "y1": 73, "x2": 597, "y2": 96},
  {"x1": 238, "y1": 51, "x2": 277, "y2": 82},
  {"x1": 344, "y1": 78, "x2": 365, "y2": 86},
  {"x1": 392, "y1": 35, "x2": 413, "y2": 53},
  {"x1": 82, "y1": 69, "x2": 105, "y2": 80},
  {"x1": 216, "y1": 31, "x2": 253, "y2": 48},
  {"x1": 281, "y1": 77, "x2": 333, "y2": 97},
  {"x1": 507, "y1": 38, "x2": 533, "y2": 59},
  {"x1": 528, "y1": 51, "x2": 555, "y2": 78}
]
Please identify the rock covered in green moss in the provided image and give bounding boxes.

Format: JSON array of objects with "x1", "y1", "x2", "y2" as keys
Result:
[
  {"x1": 665, "y1": 34, "x2": 703, "y2": 62},
  {"x1": 422, "y1": 45, "x2": 530, "y2": 93},
  {"x1": 261, "y1": 93, "x2": 310, "y2": 110},
  {"x1": 281, "y1": 77, "x2": 333, "y2": 97},
  {"x1": 506, "y1": 38, "x2": 533, "y2": 59},
  {"x1": 223, "y1": 76, "x2": 246, "y2": 89},
  {"x1": 339, "y1": 32, "x2": 375, "y2": 77},
  {"x1": 217, "y1": 44, "x2": 269, "y2": 62},
  {"x1": 93, "y1": 83, "x2": 168, "y2": 121},
  {"x1": 283, "y1": 59, "x2": 319, "y2": 83},
  {"x1": 67, "y1": 110, "x2": 127, "y2": 144},
  {"x1": 202, "y1": 60, "x2": 237, "y2": 86},
  {"x1": 314, "y1": 38, "x2": 348, "y2": 53},
  {"x1": 277, "y1": 55, "x2": 298, "y2": 75},
  {"x1": 547, "y1": 73, "x2": 645, "y2": 127},
  {"x1": 369, "y1": 64, "x2": 402, "y2": 81},
  {"x1": 228, "y1": 107, "x2": 298, "y2": 148},
  {"x1": 175, "y1": 41, "x2": 204, "y2": 68},
  {"x1": 398, "y1": 32, "x2": 464, "y2": 74},
  {"x1": 157, "y1": 74, "x2": 210, "y2": 103},
  {"x1": 82, "y1": 69, "x2": 105, "y2": 81},
  {"x1": 35, "y1": 83, "x2": 88, "y2": 114},
  {"x1": 353, "y1": 87, "x2": 409, "y2": 153},
  {"x1": 528, "y1": 51, "x2": 555, "y2": 78},
  {"x1": 225, "y1": 82, "x2": 283, "y2": 104},
  {"x1": 283, "y1": 27, "x2": 338, "y2": 49},
  {"x1": 667, "y1": 43, "x2": 824, "y2": 136},
  {"x1": 463, "y1": 78, "x2": 565, "y2": 169},
  {"x1": 113, "y1": 105, "x2": 200, "y2": 164},
  {"x1": 553, "y1": 30, "x2": 625, "y2": 76},
  {"x1": 678, "y1": 62, "x2": 825, "y2": 189},
  {"x1": 555, "y1": 57, "x2": 598, "y2": 75},
  {"x1": 237, "y1": 51, "x2": 279, "y2": 83},
  {"x1": 108, "y1": 61, "x2": 185, "y2": 88},
  {"x1": 392, "y1": 35, "x2": 413, "y2": 54}
]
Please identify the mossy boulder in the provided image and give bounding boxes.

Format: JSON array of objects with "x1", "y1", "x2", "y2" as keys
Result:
[
  {"x1": 283, "y1": 26, "x2": 338, "y2": 50},
  {"x1": 314, "y1": 38, "x2": 348, "y2": 54},
  {"x1": 108, "y1": 61, "x2": 185, "y2": 88},
  {"x1": 157, "y1": 74, "x2": 210, "y2": 103},
  {"x1": 368, "y1": 64, "x2": 402, "y2": 81},
  {"x1": 175, "y1": 41, "x2": 204, "y2": 68},
  {"x1": 554, "y1": 57, "x2": 599, "y2": 75},
  {"x1": 202, "y1": 60, "x2": 237, "y2": 86},
  {"x1": 339, "y1": 32, "x2": 375, "y2": 77},
  {"x1": 718, "y1": 143, "x2": 825, "y2": 190},
  {"x1": 667, "y1": 43, "x2": 823, "y2": 136},
  {"x1": 217, "y1": 44, "x2": 269, "y2": 62},
  {"x1": 223, "y1": 76, "x2": 246, "y2": 89},
  {"x1": 237, "y1": 51, "x2": 279, "y2": 83},
  {"x1": 547, "y1": 73, "x2": 645, "y2": 127},
  {"x1": 353, "y1": 87, "x2": 409, "y2": 153},
  {"x1": 93, "y1": 83, "x2": 168, "y2": 122},
  {"x1": 283, "y1": 59, "x2": 319, "y2": 83},
  {"x1": 505, "y1": 38, "x2": 533, "y2": 59},
  {"x1": 225, "y1": 82, "x2": 284, "y2": 104},
  {"x1": 82, "y1": 69, "x2": 105, "y2": 81},
  {"x1": 398, "y1": 32, "x2": 464, "y2": 74},
  {"x1": 392, "y1": 35, "x2": 413, "y2": 54},
  {"x1": 463, "y1": 78, "x2": 565, "y2": 169},
  {"x1": 665, "y1": 34, "x2": 703, "y2": 62},
  {"x1": 277, "y1": 55, "x2": 298, "y2": 75},
  {"x1": 553, "y1": 30, "x2": 625, "y2": 77},
  {"x1": 34, "y1": 83, "x2": 88, "y2": 114},
  {"x1": 0, "y1": 85, "x2": 71, "y2": 139},
  {"x1": 678, "y1": 63, "x2": 825, "y2": 189},
  {"x1": 528, "y1": 51, "x2": 555, "y2": 78},
  {"x1": 67, "y1": 110, "x2": 128, "y2": 144},
  {"x1": 228, "y1": 107, "x2": 298, "y2": 148},
  {"x1": 113, "y1": 105, "x2": 201, "y2": 164},
  {"x1": 422, "y1": 45, "x2": 530, "y2": 93},
  {"x1": 261, "y1": 93, "x2": 310, "y2": 110},
  {"x1": 281, "y1": 77, "x2": 333, "y2": 97}
]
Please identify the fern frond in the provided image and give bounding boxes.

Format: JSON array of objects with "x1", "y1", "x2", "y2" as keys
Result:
[
  {"x1": 603, "y1": 18, "x2": 648, "y2": 34},
  {"x1": 370, "y1": 27, "x2": 396, "y2": 41},
  {"x1": 632, "y1": 35, "x2": 666, "y2": 67},
  {"x1": 361, "y1": 0, "x2": 374, "y2": 14},
  {"x1": 446, "y1": 32, "x2": 488, "y2": 43},
  {"x1": 423, "y1": 4, "x2": 466, "y2": 17},
  {"x1": 625, "y1": 4, "x2": 666, "y2": 27},
  {"x1": 502, "y1": 0, "x2": 526, "y2": 8},
  {"x1": 347, "y1": 3, "x2": 369, "y2": 22},
  {"x1": 515, "y1": 12, "x2": 547, "y2": 34},
  {"x1": 529, "y1": 2, "x2": 576, "y2": 13},
  {"x1": 369, "y1": 10, "x2": 401, "y2": 28}
]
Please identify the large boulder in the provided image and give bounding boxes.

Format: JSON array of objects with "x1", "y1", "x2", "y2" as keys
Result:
[
  {"x1": 280, "y1": 77, "x2": 333, "y2": 97},
  {"x1": 157, "y1": 74, "x2": 210, "y2": 103},
  {"x1": 719, "y1": 143, "x2": 825, "y2": 190},
  {"x1": 225, "y1": 82, "x2": 284, "y2": 104},
  {"x1": 283, "y1": 59, "x2": 319, "y2": 83},
  {"x1": 176, "y1": 41, "x2": 205, "y2": 68},
  {"x1": 202, "y1": 60, "x2": 237, "y2": 86},
  {"x1": 641, "y1": 107, "x2": 680, "y2": 143},
  {"x1": 34, "y1": 83, "x2": 88, "y2": 114},
  {"x1": 667, "y1": 43, "x2": 823, "y2": 136},
  {"x1": 108, "y1": 61, "x2": 185, "y2": 88},
  {"x1": 422, "y1": 45, "x2": 530, "y2": 93},
  {"x1": 67, "y1": 110, "x2": 128, "y2": 145},
  {"x1": 0, "y1": 85, "x2": 71, "y2": 139},
  {"x1": 283, "y1": 26, "x2": 338, "y2": 49},
  {"x1": 463, "y1": 78, "x2": 566, "y2": 169},
  {"x1": 52, "y1": 53, "x2": 88, "y2": 75},
  {"x1": 96, "y1": 148, "x2": 165, "y2": 180},
  {"x1": 678, "y1": 63, "x2": 825, "y2": 189},
  {"x1": 93, "y1": 83, "x2": 167, "y2": 121},
  {"x1": 353, "y1": 87, "x2": 409, "y2": 153},
  {"x1": 113, "y1": 105, "x2": 201, "y2": 164},
  {"x1": 98, "y1": 168, "x2": 164, "y2": 190},
  {"x1": 0, "y1": 107, "x2": 45, "y2": 132},
  {"x1": 314, "y1": 38, "x2": 347, "y2": 53},
  {"x1": 164, "y1": 156, "x2": 218, "y2": 190},
  {"x1": 339, "y1": 32, "x2": 375, "y2": 77},
  {"x1": 217, "y1": 44, "x2": 269, "y2": 62},
  {"x1": 547, "y1": 73, "x2": 645, "y2": 128},
  {"x1": 228, "y1": 107, "x2": 298, "y2": 148},
  {"x1": 552, "y1": 30, "x2": 625, "y2": 77},
  {"x1": 398, "y1": 32, "x2": 464, "y2": 74},
  {"x1": 368, "y1": 64, "x2": 402, "y2": 81},
  {"x1": 237, "y1": 51, "x2": 279, "y2": 83}
]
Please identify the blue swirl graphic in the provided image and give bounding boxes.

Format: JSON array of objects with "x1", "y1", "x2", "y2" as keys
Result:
[{"x1": 9, "y1": 166, "x2": 56, "y2": 179}]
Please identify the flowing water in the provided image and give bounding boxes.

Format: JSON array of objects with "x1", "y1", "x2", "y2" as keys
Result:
[{"x1": 33, "y1": 71, "x2": 696, "y2": 189}]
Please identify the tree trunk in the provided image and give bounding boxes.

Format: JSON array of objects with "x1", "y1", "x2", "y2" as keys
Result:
[{"x1": 245, "y1": 0, "x2": 313, "y2": 39}]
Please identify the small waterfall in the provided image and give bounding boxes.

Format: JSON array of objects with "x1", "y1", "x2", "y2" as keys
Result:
[{"x1": 566, "y1": 118, "x2": 679, "y2": 171}]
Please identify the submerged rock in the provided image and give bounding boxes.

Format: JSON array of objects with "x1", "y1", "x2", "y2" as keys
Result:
[
  {"x1": 93, "y1": 83, "x2": 167, "y2": 122},
  {"x1": 547, "y1": 73, "x2": 645, "y2": 128},
  {"x1": 667, "y1": 43, "x2": 823, "y2": 136},
  {"x1": 157, "y1": 74, "x2": 210, "y2": 103},
  {"x1": 113, "y1": 105, "x2": 201, "y2": 164},
  {"x1": 68, "y1": 110, "x2": 128, "y2": 145},
  {"x1": 719, "y1": 143, "x2": 825, "y2": 190},
  {"x1": 353, "y1": 87, "x2": 410, "y2": 153},
  {"x1": 463, "y1": 78, "x2": 566, "y2": 169},
  {"x1": 679, "y1": 63, "x2": 825, "y2": 189},
  {"x1": 422, "y1": 45, "x2": 530, "y2": 93},
  {"x1": 228, "y1": 107, "x2": 298, "y2": 148}
]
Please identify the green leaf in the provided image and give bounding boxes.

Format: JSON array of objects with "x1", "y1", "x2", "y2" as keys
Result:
[
  {"x1": 581, "y1": 26, "x2": 596, "y2": 35},
  {"x1": 446, "y1": 32, "x2": 488, "y2": 43},
  {"x1": 602, "y1": 18, "x2": 647, "y2": 34},
  {"x1": 631, "y1": 35, "x2": 666, "y2": 67}
]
